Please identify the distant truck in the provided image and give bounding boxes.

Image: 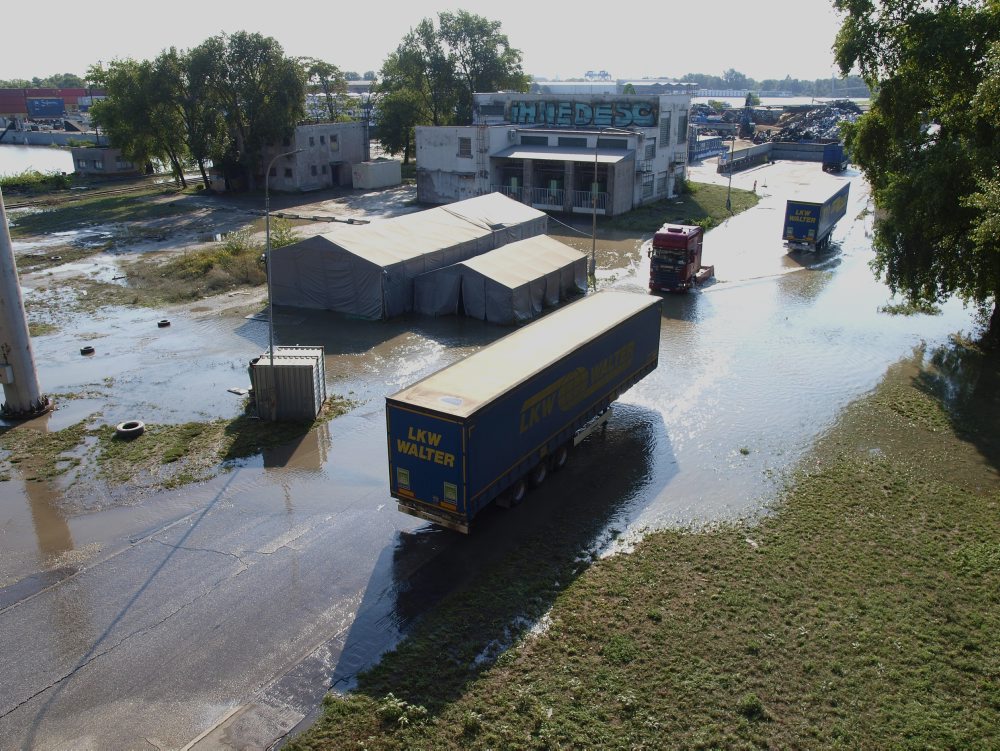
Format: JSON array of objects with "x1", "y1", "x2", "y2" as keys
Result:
[
  {"x1": 822, "y1": 142, "x2": 849, "y2": 172},
  {"x1": 386, "y1": 291, "x2": 662, "y2": 533},
  {"x1": 782, "y1": 182, "x2": 851, "y2": 252},
  {"x1": 647, "y1": 223, "x2": 714, "y2": 293}
]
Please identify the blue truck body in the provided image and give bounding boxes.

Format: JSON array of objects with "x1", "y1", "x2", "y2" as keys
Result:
[
  {"x1": 782, "y1": 182, "x2": 850, "y2": 251},
  {"x1": 386, "y1": 291, "x2": 662, "y2": 533},
  {"x1": 822, "y1": 142, "x2": 848, "y2": 172}
]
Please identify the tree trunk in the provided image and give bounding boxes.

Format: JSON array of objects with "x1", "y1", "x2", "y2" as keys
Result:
[
  {"x1": 197, "y1": 159, "x2": 210, "y2": 190},
  {"x1": 987, "y1": 298, "x2": 1000, "y2": 349}
]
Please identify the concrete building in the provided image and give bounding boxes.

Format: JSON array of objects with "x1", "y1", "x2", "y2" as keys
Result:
[
  {"x1": 260, "y1": 121, "x2": 366, "y2": 192},
  {"x1": 415, "y1": 90, "x2": 693, "y2": 217},
  {"x1": 70, "y1": 147, "x2": 139, "y2": 176}
]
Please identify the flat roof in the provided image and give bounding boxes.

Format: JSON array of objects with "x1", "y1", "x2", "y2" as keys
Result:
[
  {"x1": 494, "y1": 145, "x2": 631, "y2": 163},
  {"x1": 389, "y1": 290, "x2": 658, "y2": 418}
]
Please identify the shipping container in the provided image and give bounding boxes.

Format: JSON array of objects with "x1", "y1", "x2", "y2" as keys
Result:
[
  {"x1": 782, "y1": 181, "x2": 850, "y2": 251},
  {"x1": 26, "y1": 98, "x2": 65, "y2": 118},
  {"x1": 386, "y1": 290, "x2": 661, "y2": 532},
  {"x1": 250, "y1": 346, "x2": 327, "y2": 421}
]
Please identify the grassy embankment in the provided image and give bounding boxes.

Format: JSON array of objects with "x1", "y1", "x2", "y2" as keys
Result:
[
  {"x1": 287, "y1": 339, "x2": 1000, "y2": 750},
  {"x1": 0, "y1": 397, "x2": 354, "y2": 488},
  {"x1": 605, "y1": 181, "x2": 759, "y2": 232}
]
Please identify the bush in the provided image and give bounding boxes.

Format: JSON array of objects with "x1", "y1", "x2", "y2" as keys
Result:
[
  {"x1": 0, "y1": 169, "x2": 73, "y2": 193},
  {"x1": 269, "y1": 217, "x2": 301, "y2": 249}
]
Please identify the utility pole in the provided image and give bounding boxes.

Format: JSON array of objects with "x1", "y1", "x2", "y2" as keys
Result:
[{"x1": 0, "y1": 187, "x2": 49, "y2": 418}]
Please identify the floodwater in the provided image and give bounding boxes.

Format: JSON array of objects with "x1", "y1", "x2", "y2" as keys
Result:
[
  {"x1": 0, "y1": 144, "x2": 75, "y2": 177},
  {"x1": 0, "y1": 160, "x2": 986, "y2": 749}
]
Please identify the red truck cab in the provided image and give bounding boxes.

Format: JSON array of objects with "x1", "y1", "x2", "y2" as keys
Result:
[{"x1": 648, "y1": 223, "x2": 713, "y2": 293}]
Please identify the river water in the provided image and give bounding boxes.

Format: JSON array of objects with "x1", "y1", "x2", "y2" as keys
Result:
[{"x1": 0, "y1": 144, "x2": 75, "y2": 177}]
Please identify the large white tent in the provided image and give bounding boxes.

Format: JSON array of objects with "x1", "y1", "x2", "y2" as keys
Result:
[
  {"x1": 413, "y1": 235, "x2": 588, "y2": 325},
  {"x1": 268, "y1": 193, "x2": 547, "y2": 319}
]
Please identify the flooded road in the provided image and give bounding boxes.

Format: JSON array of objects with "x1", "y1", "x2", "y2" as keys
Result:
[{"x1": 0, "y1": 160, "x2": 980, "y2": 749}]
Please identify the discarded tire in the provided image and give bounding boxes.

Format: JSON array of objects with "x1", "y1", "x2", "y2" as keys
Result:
[
  {"x1": 157, "y1": 319, "x2": 171, "y2": 328},
  {"x1": 115, "y1": 420, "x2": 145, "y2": 439},
  {"x1": 80, "y1": 345, "x2": 95, "y2": 356}
]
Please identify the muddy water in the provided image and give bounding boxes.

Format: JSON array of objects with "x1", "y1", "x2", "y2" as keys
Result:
[{"x1": 0, "y1": 160, "x2": 987, "y2": 748}]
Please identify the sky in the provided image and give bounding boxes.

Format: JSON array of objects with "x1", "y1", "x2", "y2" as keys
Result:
[{"x1": 4, "y1": 0, "x2": 848, "y2": 84}]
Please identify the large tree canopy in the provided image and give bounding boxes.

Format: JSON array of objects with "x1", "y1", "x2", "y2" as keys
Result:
[
  {"x1": 834, "y1": 0, "x2": 1000, "y2": 343},
  {"x1": 375, "y1": 12, "x2": 528, "y2": 163}
]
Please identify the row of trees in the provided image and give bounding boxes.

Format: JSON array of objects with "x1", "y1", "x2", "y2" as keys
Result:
[
  {"x1": 91, "y1": 32, "x2": 311, "y2": 190},
  {"x1": 0, "y1": 73, "x2": 87, "y2": 89},
  {"x1": 662, "y1": 68, "x2": 870, "y2": 98}
]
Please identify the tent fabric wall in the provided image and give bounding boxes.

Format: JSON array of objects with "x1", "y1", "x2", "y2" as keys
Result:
[
  {"x1": 413, "y1": 235, "x2": 588, "y2": 325},
  {"x1": 269, "y1": 193, "x2": 547, "y2": 319}
]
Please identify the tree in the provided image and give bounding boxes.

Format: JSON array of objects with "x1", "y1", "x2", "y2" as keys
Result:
[
  {"x1": 375, "y1": 12, "x2": 528, "y2": 161},
  {"x1": 834, "y1": 0, "x2": 1000, "y2": 343},
  {"x1": 89, "y1": 59, "x2": 189, "y2": 186},
  {"x1": 156, "y1": 47, "x2": 225, "y2": 189},
  {"x1": 437, "y1": 10, "x2": 530, "y2": 122},
  {"x1": 198, "y1": 32, "x2": 306, "y2": 189},
  {"x1": 300, "y1": 57, "x2": 351, "y2": 121}
]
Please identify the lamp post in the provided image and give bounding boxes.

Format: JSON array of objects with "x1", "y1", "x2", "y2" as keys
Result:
[
  {"x1": 725, "y1": 131, "x2": 736, "y2": 212},
  {"x1": 264, "y1": 148, "x2": 303, "y2": 419}
]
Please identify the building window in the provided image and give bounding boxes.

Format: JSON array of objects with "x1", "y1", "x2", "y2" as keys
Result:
[
  {"x1": 330, "y1": 134, "x2": 339, "y2": 151},
  {"x1": 677, "y1": 112, "x2": 688, "y2": 142},
  {"x1": 322, "y1": 164, "x2": 328, "y2": 174},
  {"x1": 642, "y1": 173, "x2": 654, "y2": 198},
  {"x1": 309, "y1": 136, "x2": 315, "y2": 146},
  {"x1": 77, "y1": 159, "x2": 87, "y2": 168},
  {"x1": 269, "y1": 167, "x2": 277, "y2": 177},
  {"x1": 558, "y1": 136, "x2": 587, "y2": 148},
  {"x1": 660, "y1": 112, "x2": 672, "y2": 146},
  {"x1": 645, "y1": 139, "x2": 656, "y2": 160},
  {"x1": 93, "y1": 161, "x2": 104, "y2": 170},
  {"x1": 284, "y1": 168, "x2": 293, "y2": 178},
  {"x1": 596, "y1": 137, "x2": 627, "y2": 150},
  {"x1": 521, "y1": 135, "x2": 547, "y2": 146},
  {"x1": 458, "y1": 137, "x2": 473, "y2": 158},
  {"x1": 320, "y1": 134, "x2": 325, "y2": 144},
  {"x1": 311, "y1": 165, "x2": 318, "y2": 176},
  {"x1": 656, "y1": 172, "x2": 668, "y2": 195}
]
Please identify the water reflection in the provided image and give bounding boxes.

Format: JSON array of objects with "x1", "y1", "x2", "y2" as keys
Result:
[{"x1": 327, "y1": 405, "x2": 669, "y2": 692}]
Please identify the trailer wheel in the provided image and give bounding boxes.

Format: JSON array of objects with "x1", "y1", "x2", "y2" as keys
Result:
[
  {"x1": 508, "y1": 480, "x2": 527, "y2": 505},
  {"x1": 551, "y1": 444, "x2": 570, "y2": 471},
  {"x1": 529, "y1": 461, "x2": 548, "y2": 487}
]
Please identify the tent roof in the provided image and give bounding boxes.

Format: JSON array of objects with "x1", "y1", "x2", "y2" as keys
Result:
[
  {"x1": 307, "y1": 192, "x2": 546, "y2": 268},
  {"x1": 460, "y1": 235, "x2": 584, "y2": 289},
  {"x1": 390, "y1": 291, "x2": 658, "y2": 418}
]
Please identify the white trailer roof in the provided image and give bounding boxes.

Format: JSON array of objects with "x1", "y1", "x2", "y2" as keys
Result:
[{"x1": 390, "y1": 290, "x2": 658, "y2": 418}]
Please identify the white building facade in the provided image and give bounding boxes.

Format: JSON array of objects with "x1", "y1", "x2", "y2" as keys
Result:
[
  {"x1": 260, "y1": 121, "x2": 366, "y2": 192},
  {"x1": 416, "y1": 90, "x2": 692, "y2": 217}
]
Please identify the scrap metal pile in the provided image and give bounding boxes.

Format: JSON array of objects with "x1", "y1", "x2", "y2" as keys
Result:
[{"x1": 764, "y1": 100, "x2": 863, "y2": 142}]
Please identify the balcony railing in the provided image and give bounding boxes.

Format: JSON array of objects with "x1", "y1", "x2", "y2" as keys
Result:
[
  {"x1": 526, "y1": 186, "x2": 565, "y2": 208},
  {"x1": 570, "y1": 190, "x2": 608, "y2": 213}
]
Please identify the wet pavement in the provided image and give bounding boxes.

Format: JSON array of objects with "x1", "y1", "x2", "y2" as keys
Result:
[{"x1": 0, "y1": 160, "x2": 983, "y2": 749}]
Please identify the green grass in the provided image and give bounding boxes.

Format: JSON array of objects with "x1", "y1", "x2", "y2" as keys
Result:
[
  {"x1": 287, "y1": 343, "x2": 1000, "y2": 750},
  {"x1": 0, "y1": 397, "x2": 355, "y2": 491},
  {"x1": 604, "y1": 182, "x2": 759, "y2": 233},
  {"x1": 8, "y1": 188, "x2": 185, "y2": 237}
]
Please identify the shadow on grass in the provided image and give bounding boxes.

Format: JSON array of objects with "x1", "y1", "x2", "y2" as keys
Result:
[
  {"x1": 316, "y1": 404, "x2": 673, "y2": 724},
  {"x1": 913, "y1": 339, "x2": 1000, "y2": 472}
]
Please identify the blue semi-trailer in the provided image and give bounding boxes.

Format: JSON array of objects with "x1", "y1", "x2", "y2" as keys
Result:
[
  {"x1": 386, "y1": 290, "x2": 662, "y2": 533},
  {"x1": 782, "y1": 181, "x2": 851, "y2": 251}
]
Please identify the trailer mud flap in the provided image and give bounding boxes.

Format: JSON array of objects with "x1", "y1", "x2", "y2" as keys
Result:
[{"x1": 397, "y1": 499, "x2": 470, "y2": 534}]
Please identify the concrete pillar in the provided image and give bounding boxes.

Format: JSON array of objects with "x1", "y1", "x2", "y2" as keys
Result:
[
  {"x1": 564, "y1": 161, "x2": 575, "y2": 213},
  {"x1": 0, "y1": 187, "x2": 48, "y2": 418},
  {"x1": 522, "y1": 159, "x2": 534, "y2": 204}
]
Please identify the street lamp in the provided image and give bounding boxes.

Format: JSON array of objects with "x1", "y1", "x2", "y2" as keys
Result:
[
  {"x1": 264, "y1": 148, "x2": 303, "y2": 419},
  {"x1": 726, "y1": 131, "x2": 736, "y2": 212}
]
